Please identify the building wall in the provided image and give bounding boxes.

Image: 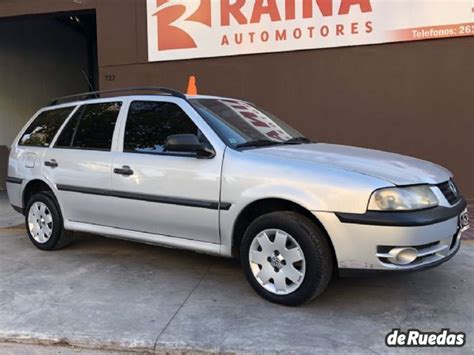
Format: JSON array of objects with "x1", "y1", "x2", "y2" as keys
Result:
[
  {"x1": 1, "y1": 0, "x2": 473, "y2": 200},
  {"x1": 96, "y1": 0, "x2": 474, "y2": 201},
  {"x1": 0, "y1": 16, "x2": 90, "y2": 189}
]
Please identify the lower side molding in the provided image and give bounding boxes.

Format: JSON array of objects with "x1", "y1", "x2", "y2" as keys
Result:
[
  {"x1": 57, "y1": 184, "x2": 232, "y2": 211},
  {"x1": 6, "y1": 176, "x2": 23, "y2": 184},
  {"x1": 11, "y1": 205, "x2": 24, "y2": 215}
]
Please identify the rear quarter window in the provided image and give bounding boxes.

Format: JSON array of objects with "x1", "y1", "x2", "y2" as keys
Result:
[
  {"x1": 19, "y1": 107, "x2": 75, "y2": 147},
  {"x1": 55, "y1": 102, "x2": 122, "y2": 151}
]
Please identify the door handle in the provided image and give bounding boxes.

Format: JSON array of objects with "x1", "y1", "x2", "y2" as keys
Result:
[
  {"x1": 114, "y1": 166, "x2": 134, "y2": 176},
  {"x1": 44, "y1": 159, "x2": 58, "y2": 168}
]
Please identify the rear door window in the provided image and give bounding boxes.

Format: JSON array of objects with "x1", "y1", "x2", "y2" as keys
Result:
[
  {"x1": 19, "y1": 107, "x2": 75, "y2": 147},
  {"x1": 55, "y1": 102, "x2": 122, "y2": 151}
]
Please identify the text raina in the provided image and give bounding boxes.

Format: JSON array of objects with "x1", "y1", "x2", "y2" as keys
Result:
[{"x1": 220, "y1": 0, "x2": 373, "y2": 26}]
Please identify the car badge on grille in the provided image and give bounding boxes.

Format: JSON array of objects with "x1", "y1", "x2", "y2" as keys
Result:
[{"x1": 448, "y1": 180, "x2": 458, "y2": 196}]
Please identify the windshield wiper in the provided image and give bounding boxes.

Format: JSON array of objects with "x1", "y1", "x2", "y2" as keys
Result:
[
  {"x1": 283, "y1": 137, "x2": 312, "y2": 144},
  {"x1": 236, "y1": 137, "x2": 312, "y2": 148},
  {"x1": 235, "y1": 140, "x2": 283, "y2": 148}
]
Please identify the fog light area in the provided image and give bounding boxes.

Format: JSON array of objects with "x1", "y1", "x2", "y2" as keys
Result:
[{"x1": 387, "y1": 247, "x2": 418, "y2": 265}]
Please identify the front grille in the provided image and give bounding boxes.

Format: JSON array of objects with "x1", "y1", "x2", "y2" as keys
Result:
[{"x1": 437, "y1": 180, "x2": 460, "y2": 205}]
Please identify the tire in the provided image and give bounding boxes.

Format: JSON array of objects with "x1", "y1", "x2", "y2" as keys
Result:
[
  {"x1": 241, "y1": 211, "x2": 333, "y2": 306},
  {"x1": 25, "y1": 192, "x2": 73, "y2": 251}
]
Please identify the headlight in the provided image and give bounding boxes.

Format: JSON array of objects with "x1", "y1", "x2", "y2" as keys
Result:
[{"x1": 368, "y1": 185, "x2": 438, "y2": 211}]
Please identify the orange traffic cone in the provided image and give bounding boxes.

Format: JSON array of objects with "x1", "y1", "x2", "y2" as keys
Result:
[{"x1": 186, "y1": 75, "x2": 198, "y2": 95}]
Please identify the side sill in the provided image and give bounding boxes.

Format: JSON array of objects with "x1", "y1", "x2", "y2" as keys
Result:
[{"x1": 64, "y1": 220, "x2": 224, "y2": 256}]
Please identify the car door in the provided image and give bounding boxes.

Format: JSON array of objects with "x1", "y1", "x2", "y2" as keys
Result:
[
  {"x1": 109, "y1": 97, "x2": 225, "y2": 244},
  {"x1": 44, "y1": 100, "x2": 123, "y2": 226}
]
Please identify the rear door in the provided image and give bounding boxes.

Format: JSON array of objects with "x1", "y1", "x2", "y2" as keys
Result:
[
  {"x1": 109, "y1": 97, "x2": 226, "y2": 243},
  {"x1": 44, "y1": 100, "x2": 123, "y2": 226}
]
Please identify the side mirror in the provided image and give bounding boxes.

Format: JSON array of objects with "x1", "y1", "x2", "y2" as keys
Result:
[{"x1": 164, "y1": 134, "x2": 214, "y2": 158}]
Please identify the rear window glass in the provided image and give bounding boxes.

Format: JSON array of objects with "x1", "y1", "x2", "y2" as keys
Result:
[
  {"x1": 55, "y1": 102, "x2": 121, "y2": 151},
  {"x1": 19, "y1": 107, "x2": 74, "y2": 147}
]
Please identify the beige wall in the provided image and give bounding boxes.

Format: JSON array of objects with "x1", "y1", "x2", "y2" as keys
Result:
[{"x1": 0, "y1": 16, "x2": 90, "y2": 189}]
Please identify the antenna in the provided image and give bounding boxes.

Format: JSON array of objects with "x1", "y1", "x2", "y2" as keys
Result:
[{"x1": 81, "y1": 70, "x2": 98, "y2": 98}]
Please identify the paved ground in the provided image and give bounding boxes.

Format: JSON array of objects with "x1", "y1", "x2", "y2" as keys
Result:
[
  {"x1": 0, "y1": 192, "x2": 23, "y2": 228},
  {"x1": 0, "y1": 227, "x2": 473, "y2": 354},
  {"x1": 0, "y1": 342, "x2": 130, "y2": 355},
  {"x1": 0, "y1": 192, "x2": 473, "y2": 353}
]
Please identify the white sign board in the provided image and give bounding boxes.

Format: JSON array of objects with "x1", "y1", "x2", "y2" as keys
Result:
[{"x1": 147, "y1": 0, "x2": 474, "y2": 62}]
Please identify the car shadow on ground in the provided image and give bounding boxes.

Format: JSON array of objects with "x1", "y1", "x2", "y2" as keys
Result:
[
  {"x1": 67, "y1": 231, "x2": 471, "y2": 311},
  {"x1": 0, "y1": 228, "x2": 472, "y2": 353}
]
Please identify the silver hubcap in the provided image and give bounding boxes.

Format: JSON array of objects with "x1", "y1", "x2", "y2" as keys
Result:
[
  {"x1": 28, "y1": 202, "x2": 53, "y2": 243},
  {"x1": 249, "y1": 229, "x2": 306, "y2": 295}
]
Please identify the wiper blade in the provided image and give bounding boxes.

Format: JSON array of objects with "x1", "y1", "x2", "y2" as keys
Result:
[
  {"x1": 235, "y1": 140, "x2": 283, "y2": 148},
  {"x1": 283, "y1": 137, "x2": 312, "y2": 144},
  {"x1": 236, "y1": 137, "x2": 311, "y2": 148}
]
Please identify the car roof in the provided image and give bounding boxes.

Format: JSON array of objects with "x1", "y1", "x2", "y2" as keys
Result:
[
  {"x1": 44, "y1": 94, "x2": 232, "y2": 109},
  {"x1": 44, "y1": 91, "x2": 241, "y2": 111}
]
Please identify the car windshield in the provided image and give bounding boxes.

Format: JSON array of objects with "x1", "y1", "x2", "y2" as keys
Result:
[{"x1": 190, "y1": 98, "x2": 310, "y2": 148}]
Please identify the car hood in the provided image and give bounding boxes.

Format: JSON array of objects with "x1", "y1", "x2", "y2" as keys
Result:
[{"x1": 250, "y1": 143, "x2": 451, "y2": 185}]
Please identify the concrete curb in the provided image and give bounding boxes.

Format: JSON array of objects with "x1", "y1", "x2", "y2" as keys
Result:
[
  {"x1": 0, "y1": 333, "x2": 154, "y2": 354},
  {"x1": 0, "y1": 333, "x2": 289, "y2": 354},
  {"x1": 0, "y1": 336, "x2": 233, "y2": 355}
]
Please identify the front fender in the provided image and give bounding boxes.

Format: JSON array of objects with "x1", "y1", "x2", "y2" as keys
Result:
[
  {"x1": 218, "y1": 148, "x2": 390, "y2": 256},
  {"x1": 240, "y1": 184, "x2": 324, "y2": 212}
]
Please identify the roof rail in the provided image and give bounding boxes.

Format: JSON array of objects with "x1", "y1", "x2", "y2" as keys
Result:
[{"x1": 49, "y1": 86, "x2": 187, "y2": 106}]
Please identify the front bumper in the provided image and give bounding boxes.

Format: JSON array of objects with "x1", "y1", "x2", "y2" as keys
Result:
[
  {"x1": 313, "y1": 199, "x2": 468, "y2": 272},
  {"x1": 338, "y1": 241, "x2": 461, "y2": 276}
]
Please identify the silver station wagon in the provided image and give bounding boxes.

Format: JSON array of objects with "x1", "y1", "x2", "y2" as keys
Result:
[{"x1": 7, "y1": 87, "x2": 469, "y2": 306}]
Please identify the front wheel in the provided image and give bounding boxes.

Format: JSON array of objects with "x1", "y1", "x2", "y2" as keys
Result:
[{"x1": 241, "y1": 211, "x2": 333, "y2": 306}]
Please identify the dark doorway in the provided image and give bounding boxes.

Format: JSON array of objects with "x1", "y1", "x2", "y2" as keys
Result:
[
  {"x1": 0, "y1": 11, "x2": 98, "y2": 189},
  {"x1": 54, "y1": 12, "x2": 99, "y2": 91}
]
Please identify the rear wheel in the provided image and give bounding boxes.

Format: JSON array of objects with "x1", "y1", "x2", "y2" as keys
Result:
[
  {"x1": 25, "y1": 192, "x2": 72, "y2": 250},
  {"x1": 241, "y1": 211, "x2": 333, "y2": 306}
]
